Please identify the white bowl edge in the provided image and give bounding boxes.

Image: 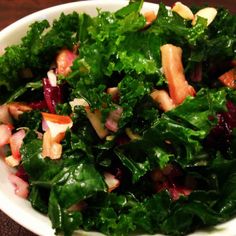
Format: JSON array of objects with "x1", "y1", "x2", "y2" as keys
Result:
[{"x1": 0, "y1": 1, "x2": 236, "y2": 236}]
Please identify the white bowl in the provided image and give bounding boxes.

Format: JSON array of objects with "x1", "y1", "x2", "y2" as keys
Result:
[{"x1": 0, "y1": 1, "x2": 236, "y2": 236}]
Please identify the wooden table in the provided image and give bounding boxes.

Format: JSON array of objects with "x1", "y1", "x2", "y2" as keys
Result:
[{"x1": 0, "y1": 0, "x2": 235, "y2": 236}]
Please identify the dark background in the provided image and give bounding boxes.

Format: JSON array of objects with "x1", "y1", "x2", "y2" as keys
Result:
[{"x1": 0, "y1": 0, "x2": 235, "y2": 235}]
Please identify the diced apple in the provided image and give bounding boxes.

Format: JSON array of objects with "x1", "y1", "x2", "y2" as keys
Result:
[
  {"x1": 218, "y1": 68, "x2": 236, "y2": 89},
  {"x1": 50, "y1": 142, "x2": 62, "y2": 160},
  {"x1": 41, "y1": 112, "x2": 73, "y2": 138},
  {"x1": 0, "y1": 105, "x2": 12, "y2": 124},
  {"x1": 104, "y1": 172, "x2": 120, "y2": 192},
  {"x1": 10, "y1": 129, "x2": 26, "y2": 160},
  {"x1": 192, "y1": 7, "x2": 217, "y2": 26},
  {"x1": 42, "y1": 129, "x2": 52, "y2": 158},
  {"x1": 0, "y1": 124, "x2": 12, "y2": 147},
  {"x1": 42, "y1": 129, "x2": 63, "y2": 159},
  {"x1": 143, "y1": 11, "x2": 157, "y2": 25},
  {"x1": 42, "y1": 113, "x2": 73, "y2": 160},
  {"x1": 172, "y1": 2, "x2": 194, "y2": 20},
  {"x1": 45, "y1": 120, "x2": 73, "y2": 138},
  {"x1": 150, "y1": 89, "x2": 176, "y2": 112},
  {"x1": 8, "y1": 102, "x2": 32, "y2": 120},
  {"x1": 41, "y1": 112, "x2": 72, "y2": 124},
  {"x1": 5, "y1": 155, "x2": 20, "y2": 167},
  {"x1": 70, "y1": 99, "x2": 114, "y2": 138},
  {"x1": 85, "y1": 108, "x2": 109, "y2": 139},
  {"x1": 56, "y1": 49, "x2": 77, "y2": 76},
  {"x1": 107, "y1": 87, "x2": 120, "y2": 101},
  {"x1": 160, "y1": 44, "x2": 196, "y2": 105}
]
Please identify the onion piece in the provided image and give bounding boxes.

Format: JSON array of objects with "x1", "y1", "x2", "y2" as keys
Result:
[
  {"x1": 104, "y1": 172, "x2": 120, "y2": 192},
  {"x1": 8, "y1": 174, "x2": 29, "y2": 199},
  {"x1": 105, "y1": 106, "x2": 123, "y2": 132}
]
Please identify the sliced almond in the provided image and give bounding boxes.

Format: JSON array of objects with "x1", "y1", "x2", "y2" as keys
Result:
[
  {"x1": 69, "y1": 98, "x2": 89, "y2": 111},
  {"x1": 192, "y1": 7, "x2": 217, "y2": 26},
  {"x1": 172, "y1": 2, "x2": 194, "y2": 20},
  {"x1": 85, "y1": 108, "x2": 109, "y2": 139}
]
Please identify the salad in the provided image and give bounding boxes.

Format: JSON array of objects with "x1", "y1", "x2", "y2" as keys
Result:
[{"x1": 0, "y1": 1, "x2": 236, "y2": 236}]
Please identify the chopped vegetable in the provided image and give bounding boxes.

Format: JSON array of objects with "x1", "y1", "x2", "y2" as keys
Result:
[
  {"x1": 0, "y1": 105, "x2": 12, "y2": 124},
  {"x1": 172, "y1": 2, "x2": 194, "y2": 20},
  {"x1": 160, "y1": 44, "x2": 196, "y2": 105},
  {"x1": 85, "y1": 108, "x2": 109, "y2": 139},
  {"x1": 56, "y1": 49, "x2": 77, "y2": 76},
  {"x1": 8, "y1": 102, "x2": 32, "y2": 120},
  {"x1": 218, "y1": 68, "x2": 236, "y2": 89},
  {"x1": 0, "y1": 124, "x2": 12, "y2": 147},
  {"x1": 150, "y1": 89, "x2": 175, "y2": 111},
  {"x1": 192, "y1": 7, "x2": 218, "y2": 26},
  {"x1": 8, "y1": 174, "x2": 29, "y2": 198},
  {"x1": 9, "y1": 129, "x2": 26, "y2": 160}
]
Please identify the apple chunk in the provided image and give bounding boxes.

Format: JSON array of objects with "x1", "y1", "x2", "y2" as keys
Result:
[
  {"x1": 85, "y1": 108, "x2": 109, "y2": 139},
  {"x1": 41, "y1": 113, "x2": 73, "y2": 159},
  {"x1": 150, "y1": 90, "x2": 175, "y2": 112},
  {"x1": 42, "y1": 112, "x2": 73, "y2": 138},
  {"x1": 160, "y1": 44, "x2": 196, "y2": 105}
]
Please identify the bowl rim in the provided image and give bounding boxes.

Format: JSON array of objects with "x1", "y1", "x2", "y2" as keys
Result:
[{"x1": 0, "y1": 1, "x2": 236, "y2": 236}]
